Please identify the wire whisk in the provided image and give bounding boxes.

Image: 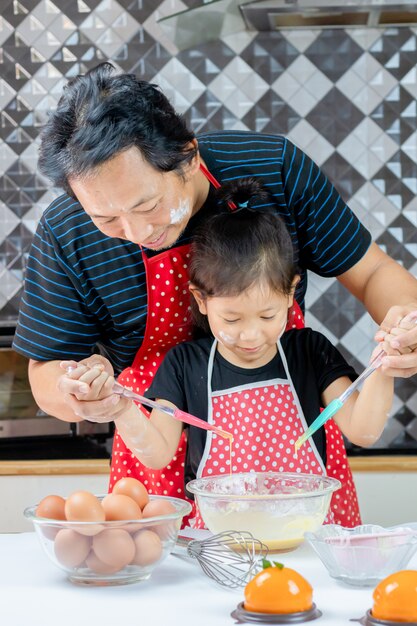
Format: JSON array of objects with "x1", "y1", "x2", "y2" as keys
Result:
[{"x1": 181, "y1": 530, "x2": 269, "y2": 588}]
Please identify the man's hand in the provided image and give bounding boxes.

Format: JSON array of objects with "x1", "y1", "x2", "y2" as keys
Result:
[
  {"x1": 338, "y1": 244, "x2": 417, "y2": 375},
  {"x1": 375, "y1": 309, "x2": 417, "y2": 378},
  {"x1": 57, "y1": 358, "x2": 132, "y2": 423}
]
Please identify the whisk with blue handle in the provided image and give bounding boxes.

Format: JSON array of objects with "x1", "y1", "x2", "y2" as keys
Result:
[{"x1": 294, "y1": 348, "x2": 385, "y2": 452}]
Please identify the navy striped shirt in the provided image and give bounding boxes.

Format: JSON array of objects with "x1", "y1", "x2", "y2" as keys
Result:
[{"x1": 13, "y1": 131, "x2": 371, "y2": 373}]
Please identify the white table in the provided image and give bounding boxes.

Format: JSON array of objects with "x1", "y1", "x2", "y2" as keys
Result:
[{"x1": 2, "y1": 532, "x2": 416, "y2": 626}]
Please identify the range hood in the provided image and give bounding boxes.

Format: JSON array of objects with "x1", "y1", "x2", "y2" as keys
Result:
[
  {"x1": 158, "y1": 0, "x2": 417, "y2": 51},
  {"x1": 241, "y1": 0, "x2": 417, "y2": 29}
]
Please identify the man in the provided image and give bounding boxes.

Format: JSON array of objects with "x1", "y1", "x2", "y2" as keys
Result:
[{"x1": 13, "y1": 63, "x2": 417, "y2": 481}]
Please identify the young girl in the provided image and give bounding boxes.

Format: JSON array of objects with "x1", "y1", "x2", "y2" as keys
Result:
[{"x1": 64, "y1": 179, "x2": 398, "y2": 528}]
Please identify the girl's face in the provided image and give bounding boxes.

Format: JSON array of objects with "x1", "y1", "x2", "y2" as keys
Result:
[{"x1": 193, "y1": 281, "x2": 297, "y2": 369}]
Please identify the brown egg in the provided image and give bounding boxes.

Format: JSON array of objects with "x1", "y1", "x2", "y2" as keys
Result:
[
  {"x1": 36, "y1": 495, "x2": 66, "y2": 520},
  {"x1": 102, "y1": 493, "x2": 142, "y2": 521},
  {"x1": 54, "y1": 529, "x2": 91, "y2": 568},
  {"x1": 71, "y1": 522, "x2": 105, "y2": 537},
  {"x1": 36, "y1": 495, "x2": 67, "y2": 540},
  {"x1": 65, "y1": 491, "x2": 105, "y2": 522},
  {"x1": 142, "y1": 499, "x2": 177, "y2": 539},
  {"x1": 132, "y1": 530, "x2": 163, "y2": 566},
  {"x1": 85, "y1": 550, "x2": 122, "y2": 575},
  {"x1": 113, "y1": 477, "x2": 149, "y2": 510},
  {"x1": 142, "y1": 499, "x2": 176, "y2": 519},
  {"x1": 41, "y1": 525, "x2": 61, "y2": 541},
  {"x1": 93, "y1": 529, "x2": 135, "y2": 569}
]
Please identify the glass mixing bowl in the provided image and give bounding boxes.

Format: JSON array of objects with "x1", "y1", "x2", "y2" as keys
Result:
[
  {"x1": 305, "y1": 523, "x2": 417, "y2": 587},
  {"x1": 186, "y1": 472, "x2": 340, "y2": 551},
  {"x1": 24, "y1": 495, "x2": 191, "y2": 586}
]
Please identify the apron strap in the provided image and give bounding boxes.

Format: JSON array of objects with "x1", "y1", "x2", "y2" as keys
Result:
[
  {"x1": 200, "y1": 163, "x2": 221, "y2": 189},
  {"x1": 199, "y1": 163, "x2": 237, "y2": 210}
]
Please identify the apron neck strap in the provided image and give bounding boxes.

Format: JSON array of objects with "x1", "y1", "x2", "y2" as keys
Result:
[
  {"x1": 199, "y1": 163, "x2": 237, "y2": 211},
  {"x1": 199, "y1": 162, "x2": 221, "y2": 189}
]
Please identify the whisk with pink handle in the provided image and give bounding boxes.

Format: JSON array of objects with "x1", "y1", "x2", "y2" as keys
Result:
[{"x1": 65, "y1": 365, "x2": 231, "y2": 440}]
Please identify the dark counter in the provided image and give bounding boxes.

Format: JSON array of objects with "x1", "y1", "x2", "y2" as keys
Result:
[{"x1": 0, "y1": 435, "x2": 112, "y2": 461}]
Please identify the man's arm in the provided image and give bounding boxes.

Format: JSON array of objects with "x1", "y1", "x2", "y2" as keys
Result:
[
  {"x1": 338, "y1": 242, "x2": 417, "y2": 377},
  {"x1": 29, "y1": 360, "x2": 82, "y2": 422},
  {"x1": 28, "y1": 355, "x2": 114, "y2": 422},
  {"x1": 338, "y1": 242, "x2": 417, "y2": 322},
  {"x1": 279, "y1": 140, "x2": 417, "y2": 376}
]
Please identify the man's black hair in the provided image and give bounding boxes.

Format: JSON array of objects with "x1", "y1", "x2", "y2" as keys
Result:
[{"x1": 38, "y1": 62, "x2": 197, "y2": 196}]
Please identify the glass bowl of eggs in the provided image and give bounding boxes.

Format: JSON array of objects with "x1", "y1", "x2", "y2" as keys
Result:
[
  {"x1": 186, "y1": 472, "x2": 340, "y2": 551},
  {"x1": 24, "y1": 478, "x2": 192, "y2": 586}
]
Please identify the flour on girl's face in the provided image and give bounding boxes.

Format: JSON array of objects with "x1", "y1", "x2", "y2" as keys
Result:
[
  {"x1": 217, "y1": 331, "x2": 237, "y2": 346},
  {"x1": 170, "y1": 198, "x2": 191, "y2": 224}
]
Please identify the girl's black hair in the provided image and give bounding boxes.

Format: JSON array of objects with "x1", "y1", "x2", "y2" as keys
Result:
[
  {"x1": 190, "y1": 178, "x2": 298, "y2": 331},
  {"x1": 38, "y1": 62, "x2": 197, "y2": 197}
]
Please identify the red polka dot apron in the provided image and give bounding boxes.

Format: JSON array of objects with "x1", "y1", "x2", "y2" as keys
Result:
[
  {"x1": 191, "y1": 339, "x2": 361, "y2": 528},
  {"x1": 109, "y1": 244, "x2": 194, "y2": 506}
]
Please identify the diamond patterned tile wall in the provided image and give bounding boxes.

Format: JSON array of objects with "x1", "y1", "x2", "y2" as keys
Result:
[{"x1": 0, "y1": 1, "x2": 416, "y2": 452}]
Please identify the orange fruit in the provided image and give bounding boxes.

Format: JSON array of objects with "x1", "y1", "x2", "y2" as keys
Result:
[
  {"x1": 372, "y1": 570, "x2": 417, "y2": 622},
  {"x1": 244, "y1": 560, "x2": 313, "y2": 614}
]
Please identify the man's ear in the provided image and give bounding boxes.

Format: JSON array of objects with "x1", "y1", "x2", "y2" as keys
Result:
[
  {"x1": 189, "y1": 283, "x2": 207, "y2": 315},
  {"x1": 288, "y1": 274, "x2": 301, "y2": 308},
  {"x1": 183, "y1": 139, "x2": 200, "y2": 179}
]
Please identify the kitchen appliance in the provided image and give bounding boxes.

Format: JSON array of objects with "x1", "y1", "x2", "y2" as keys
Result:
[
  {"x1": 158, "y1": 0, "x2": 417, "y2": 51},
  {"x1": 240, "y1": 0, "x2": 417, "y2": 30},
  {"x1": 0, "y1": 324, "x2": 112, "y2": 457}
]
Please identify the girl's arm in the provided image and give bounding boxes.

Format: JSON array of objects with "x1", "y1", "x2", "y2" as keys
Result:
[
  {"x1": 322, "y1": 368, "x2": 393, "y2": 448},
  {"x1": 115, "y1": 400, "x2": 183, "y2": 469},
  {"x1": 322, "y1": 318, "x2": 414, "y2": 446},
  {"x1": 59, "y1": 361, "x2": 184, "y2": 468}
]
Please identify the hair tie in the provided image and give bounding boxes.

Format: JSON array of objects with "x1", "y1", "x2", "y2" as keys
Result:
[
  {"x1": 236, "y1": 200, "x2": 249, "y2": 212},
  {"x1": 215, "y1": 177, "x2": 272, "y2": 214},
  {"x1": 231, "y1": 199, "x2": 274, "y2": 215}
]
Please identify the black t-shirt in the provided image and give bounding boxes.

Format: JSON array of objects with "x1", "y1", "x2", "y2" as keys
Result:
[{"x1": 146, "y1": 328, "x2": 357, "y2": 489}]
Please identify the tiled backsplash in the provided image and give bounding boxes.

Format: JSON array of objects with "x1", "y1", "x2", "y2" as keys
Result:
[{"x1": 1, "y1": 0, "x2": 416, "y2": 451}]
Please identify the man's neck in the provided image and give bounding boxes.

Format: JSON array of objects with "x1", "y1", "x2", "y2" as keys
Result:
[{"x1": 191, "y1": 160, "x2": 211, "y2": 217}]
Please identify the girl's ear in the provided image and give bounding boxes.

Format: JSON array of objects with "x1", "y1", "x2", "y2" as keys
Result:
[
  {"x1": 189, "y1": 283, "x2": 207, "y2": 315},
  {"x1": 288, "y1": 275, "x2": 301, "y2": 308}
]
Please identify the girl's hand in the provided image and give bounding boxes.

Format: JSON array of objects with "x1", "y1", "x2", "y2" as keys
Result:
[
  {"x1": 57, "y1": 359, "x2": 131, "y2": 423},
  {"x1": 375, "y1": 310, "x2": 417, "y2": 378}
]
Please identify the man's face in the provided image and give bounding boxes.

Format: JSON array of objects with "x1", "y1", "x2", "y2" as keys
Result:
[{"x1": 69, "y1": 146, "x2": 204, "y2": 250}]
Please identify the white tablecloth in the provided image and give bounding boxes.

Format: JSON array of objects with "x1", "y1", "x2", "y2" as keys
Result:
[{"x1": 2, "y1": 532, "x2": 416, "y2": 626}]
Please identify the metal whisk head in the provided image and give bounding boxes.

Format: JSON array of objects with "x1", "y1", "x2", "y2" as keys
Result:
[{"x1": 186, "y1": 530, "x2": 269, "y2": 589}]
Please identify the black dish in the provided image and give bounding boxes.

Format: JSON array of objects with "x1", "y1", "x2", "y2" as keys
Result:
[
  {"x1": 231, "y1": 602, "x2": 322, "y2": 624},
  {"x1": 352, "y1": 609, "x2": 417, "y2": 626}
]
